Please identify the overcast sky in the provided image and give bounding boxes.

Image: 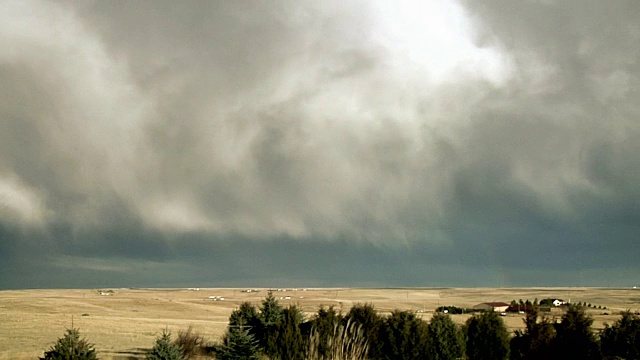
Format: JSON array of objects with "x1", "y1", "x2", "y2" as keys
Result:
[{"x1": 1, "y1": 0, "x2": 638, "y2": 289}]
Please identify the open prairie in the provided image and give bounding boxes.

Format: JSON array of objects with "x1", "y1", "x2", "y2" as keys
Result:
[{"x1": 1, "y1": 287, "x2": 638, "y2": 359}]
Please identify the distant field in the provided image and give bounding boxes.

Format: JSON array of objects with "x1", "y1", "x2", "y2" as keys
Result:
[{"x1": 1, "y1": 287, "x2": 638, "y2": 359}]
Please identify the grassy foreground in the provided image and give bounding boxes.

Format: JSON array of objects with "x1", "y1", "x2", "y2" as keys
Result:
[{"x1": 1, "y1": 287, "x2": 638, "y2": 359}]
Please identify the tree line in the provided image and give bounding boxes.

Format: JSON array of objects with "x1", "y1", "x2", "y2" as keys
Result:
[{"x1": 41, "y1": 291, "x2": 640, "y2": 359}]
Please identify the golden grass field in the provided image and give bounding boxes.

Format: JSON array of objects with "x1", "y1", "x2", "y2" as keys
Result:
[{"x1": 1, "y1": 287, "x2": 639, "y2": 359}]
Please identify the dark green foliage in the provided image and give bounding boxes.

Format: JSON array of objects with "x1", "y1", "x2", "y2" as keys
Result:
[
  {"x1": 426, "y1": 313, "x2": 464, "y2": 360},
  {"x1": 217, "y1": 326, "x2": 260, "y2": 360},
  {"x1": 41, "y1": 328, "x2": 97, "y2": 360},
  {"x1": 465, "y1": 310, "x2": 510, "y2": 360},
  {"x1": 377, "y1": 310, "x2": 428, "y2": 360},
  {"x1": 258, "y1": 291, "x2": 285, "y2": 355},
  {"x1": 242, "y1": 291, "x2": 282, "y2": 354},
  {"x1": 600, "y1": 311, "x2": 640, "y2": 360},
  {"x1": 553, "y1": 304, "x2": 601, "y2": 360},
  {"x1": 309, "y1": 306, "x2": 343, "y2": 358},
  {"x1": 435, "y1": 306, "x2": 465, "y2": 314},
  {"x1": 510, "y1": 310, "x2": 555, "y2": 360},
  {"x1": 230, "y1": 302, "x2": 261, "y2": 328},
  {"x1": 344, "y1": 303, "x2": 383, "y2": 359},
  {"x1": 268, "y1": 305, "x2": 306, "y2": 360},
  {"x1": 539, "y1": 299, "x2": 553, "y2": 307},
  {"x1": 229, "y1": 302, "x2": 263, "y2": 347},
  {"x1": 147, "y1": 329, "x2": 184, "y2": 360},
  {"x1": 260, "y1": 291, "x2": 284, "y2": 326}
]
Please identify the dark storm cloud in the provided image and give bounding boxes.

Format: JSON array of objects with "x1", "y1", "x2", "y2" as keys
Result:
[
  {"x1": 433, "y1": 0, "x2": 640, "y2": 282},
  {"x1": 0, "y1": 0, "x2": 638, "y2": 288}
]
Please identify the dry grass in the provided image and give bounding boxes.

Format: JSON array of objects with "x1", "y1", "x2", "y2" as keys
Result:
[
  {"x1": 1, "y1": 287, "x2": 638, "y2": 359},
  {"x1": 175, "y1": 326, "x2": 211, "y2": 359},
  {"x1": 306, "y1": 320, "x2": 368, "y2": 360}
]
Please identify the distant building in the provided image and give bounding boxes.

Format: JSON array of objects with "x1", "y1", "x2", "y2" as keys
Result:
[
  {"x1": 473, "y1": 302, "x2": 510, "y2": 312},
  {"x1": 540, "y1": 298, "x2": 566, "y2": 307}
]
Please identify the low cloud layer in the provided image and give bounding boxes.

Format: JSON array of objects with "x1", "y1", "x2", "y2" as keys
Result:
[{"x1": 1, "y1": 0, "x2": 638, "y2": 288}]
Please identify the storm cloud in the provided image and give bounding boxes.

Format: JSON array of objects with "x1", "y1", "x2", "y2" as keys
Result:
[{"x1": 1, "y1": 0, "x2": 638, "y2": 288}]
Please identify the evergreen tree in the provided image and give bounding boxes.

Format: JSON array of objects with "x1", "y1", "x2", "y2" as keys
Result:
[
  {"x1": 344, "y1": 303, "x2": 382, "y2": 359},
  {"x1": 229, "y1": 302, "x2": 262, "y2": 345},
  {"x1": 600, "y1": 311, "x2": 640, "y2": 359},
  {"x1": 378, "y1": 310, "x2": 429, "y2": 360},
  {"x1": 147, "y1": 329, "x2": 184, "y2": 360},
  {"x1": 465, "y1": 311, "x2": 510, "y2": 360},
  {"x1": 510, "y1": 309, "x2": 555, "y2": 360},
  {"x1": 257, "y1": 292, "x2": 284, "y2": 353},
  {"x1": 310, "y1": 305, "x2": 343, "y2": 358},
  {"x1": 269, "y1": 306, "x2": 306, "y2": 360},
  {"x1": 261, "y1": 291, "x2": 284, "y2": 326},
  {"x1": 426, "y1": 313, "x2": 464, "y2": 360},
  {"x1": 230, "y1": 302, "x2": 260, "y2": 327},
  {"x1": 41, "y1": 328, "x2": 97, "y2": 360},
  {"x1": 553, "y1": 304, "x2": 601, "y2": 360},
  {"x1": 217, "y1": 326, "x2": 260, "y2": 360}
]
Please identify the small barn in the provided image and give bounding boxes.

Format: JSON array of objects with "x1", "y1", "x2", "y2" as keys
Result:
[{"x1": 473, "y1": 302, "x2": 510, "y2": 312}]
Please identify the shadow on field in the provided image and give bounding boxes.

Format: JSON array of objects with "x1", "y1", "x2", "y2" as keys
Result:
[{"x1": 105, "y1": 347, "x2": 148, "y2": 359}]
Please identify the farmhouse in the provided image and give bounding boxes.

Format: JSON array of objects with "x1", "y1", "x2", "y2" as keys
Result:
[{"x1": 473, "y1": 302, "x2": 510, "y2": 312}]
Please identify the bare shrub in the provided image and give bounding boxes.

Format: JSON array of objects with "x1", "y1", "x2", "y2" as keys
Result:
[{"x1": 174, "y1": 326, "x2": 208, "y2": 359}]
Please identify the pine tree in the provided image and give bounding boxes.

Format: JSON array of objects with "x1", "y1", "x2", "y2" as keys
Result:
[
  {"x1": 146, "y1": 329, "x2": 184, "y2": 360},
  {"x1": 41, "y1": 328, "x2": 97, "y2": 360},
  {"x1": 229, "y1": 302, "x2": 262, "y2": 347},
  {"x1": 378, "y1": 310, "x2": 429, "y2": 360},
  {"x1": 309, "y1": 305, "x2": 343, "y2": 358},
  {"x1": 270, "y1": 306, "x2": 306, "y2": 360},
  {"x1": 600, "y1": 311, "x2": 640, "y2": 359},
  {"x1": 510, "y1": 309, "x2": 555, "y2": 360},
  {"x1": 344, "y1": 303, "x2": 382, "y2": 359},
  {"x1": 230, "y1": 302, "x2": 260, "y2": 328},
  {"x1": 260, "y1": 291, "x2": 284, "y2": 326},
  {"x1": 553, "y1": 304, "x2": 601, "y2": 360},
  {"x1": 217, "y1": 326, "x2": 260, "y2": 360},
  {"x1": 426, "y1": 313, "x2": 464, "y2": 360},
  {"x1": 465, "y1": 311, "x2": 510, "y2": 360}
]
